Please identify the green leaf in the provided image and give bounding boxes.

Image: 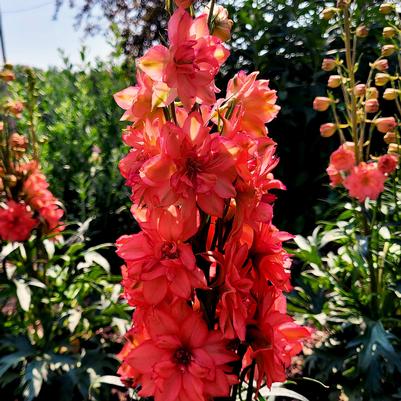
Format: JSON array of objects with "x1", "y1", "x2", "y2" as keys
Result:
[
  {"x1": 13, "y1": 279, "x2": 32, "y2": 312},
  {"x1": 22, "y1": 360, "x2": 48, "y2": 401},
  {"x1": 96, "y1": 375, "x2": 124, "y2": 387},
  {"x1": 84, "y1": 251, "x2": 110, "y2": 273},
  {"x1": 259, "y1": 386, "x2": 310, "y2": 401}
]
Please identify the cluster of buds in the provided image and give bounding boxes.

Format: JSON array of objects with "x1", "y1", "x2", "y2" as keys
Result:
[
  {"x1": 114, "y1": 1, "x2": 310, "y2": 400},
  {"x1": 314, "y1": 2, "x2": 400, "y2": 203},
  {"x1": 0, "y1": 65, "x2": 64, "y2": 242}
]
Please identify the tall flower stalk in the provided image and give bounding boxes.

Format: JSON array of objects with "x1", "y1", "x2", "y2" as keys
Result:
[{"x1": 114, "y1": 1, "x2": 310, "y2": 400}]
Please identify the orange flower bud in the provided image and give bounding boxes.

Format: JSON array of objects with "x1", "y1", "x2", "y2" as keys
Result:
[
  {"x1": 366, "y1": 87, "x2": 379, "y2": 99},
  {"x1": 383, "y1": 88, "x2": 399, "y2": 101},
  {"x1": 388, "y1": 143, "x2": 401, "y2": 154},
  {"x1": 322, "y1": 7, "x2": 339, "y2": 20},
  {"x1": 380, "y1": 3, "x2": 395, "y2": 14},
  {"x1": 9, "y1": 133, "x2": 28, "y2": 151},
  {"x1": 0, "y1": 121, "x2": 3, "y2": 131},
  {"x1": 365, "y1": 99, "x2": 379, "y2": 113},
  {"x1": 384, "y1": 131, "x2": 397, "y2": 144},
  {"x1": 381, "y1": 44, "x2": 396, "y2": 57},
  {"x1": 383, "y1": 27, "x2": 396, "y2": 38},
  {"x1": 375, "y1": 73, "x2": 390, "y2": 86},
  {"x1": 328, "y1": 75, "x2": 342, "y2": 88},
  {"x1": 5, "y1": 100, "x2": 24, "y2": 118},
  {"x1": 353, "y1": 84, "x2": 366, "y2": 97},
  {"x1": 320, "y1": 123, "x2": 337, "y2": 137},
  {"x1": 356, "y1": 25, "x2": 369, "y2": 38},
  {"x1": 322, "y1": 58, "x2": 337, "y2": 72},
  {"x1": 0, "y1": 69, "x2": 15, "y2": 82},
  {"x1": 373, "y1": 59, "x2": 389, "y2": 72},
  {"x1": 208, "y1": 5, "x2": 233, "y2": 42},
  {"x1": 174, "y1": 0, "x2": 193, "y2": 7},
  {"x1": 313, "y1": 97, "x2": 332, "y2": 112},
  {"x1": 375, "y1": 117, "x2": 397, "y2": 133}
]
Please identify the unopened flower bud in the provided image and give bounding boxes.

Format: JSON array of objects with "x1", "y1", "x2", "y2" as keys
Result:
[
  {"x1": 322, "y1": 7, "x2": 339, "y2": 20},
  {"x1": 0, "y1": 69, "x2": 15, "y2": 82},
  {"x1": 313, "y1": 97, "x2": 333, "y2": 112},
  {"x1": 388, "y1": 143, "x2": 401, "y2": 154},
  {"x1": 0, "y1": 122, "x2": 3, "y2": 131},
  {"x1": 337, "y1": 0, "x2": 351, "y2": 8},
  {"x1": 373, "y1": 59, "x2": 389, "y2": 72},
  {"x1": 375, "y1": 73, "x2": 391, "y2": 86},
  {"x1": 380, "y1": 3, "x2": 395, "y2": 14},
  {"x1": 366, "y1": 87, "x2": 379, "y2": 99},
  {"x1": 4, "y1": 174, "x2": 17, "y2": 187},
  {"x1": 5, "y1": 100, "x2": 24, "y2": 118},
  {"x1": 322, "y1": 58, "x2": 337, "y2": 71},
  {"x1": 206, "y1": 4, "x2": 233, "y2": 42},
  {"x1": 383, "y1": 27, "x2": 396, "y2": 38},
  {"x1": 328, "y1": 75, "x2": 342, "y2": 88},
  {"x1": 9, "y1": 133, "x2": 28, "y2": 151},
  {"x1": 354, "y1": 84, "x2": 366, "y2": 97},
  {"x1": 174, "y1": 0, "x2": 193, "y2": 7},
  {"x1": 343, "y1": 142, "x2": 355, "y2": 152},
  {"x1": 356, "y1": 25, "x2": 369, "y2": 38},
  {"x1": 365, "y1": 99, "x2": 379, "y2": 113},
  {"x1": 375, "y1": 116, "x2": 397, "y2": 133},
  {"x1": 383, "y1": 88, "x2": 400, "y2": 100},
  {"x1": 384, "y1": 131, "x2": 397, "y2": 143},
  {"x1": 381, "y1": 44, "x2": 396, "y2": 57},
  {"x1": 320, "y1": 123, "x2": 337, "y2": 137}
]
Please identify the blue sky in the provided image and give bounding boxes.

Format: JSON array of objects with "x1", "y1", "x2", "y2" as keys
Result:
[{"x1": 1, "y1": 0, "x2": 112, "y2": 69}]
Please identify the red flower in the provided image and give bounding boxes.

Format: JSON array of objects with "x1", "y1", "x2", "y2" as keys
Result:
[
  {"x1": 122, "y1": 302, "x2": 238, "y2": 401},
  {"x1": 137, "y1": 8, "x2": 229, "y2": 110},
  {"x1": 0, "y1": 200, "x2": 37, "y2": 242},
  {"x1": 344, "y1": 162, "x2": 386, "y2": 202},
  {"x1": 378, "y1": 154, "x2": 398, "y2": 174},
  {"x1": 329, "y1": 145, "x2": 355, "y2": 171},
  {"x1": 246, "y1": 285, "x2": 311, "y2": 389}
]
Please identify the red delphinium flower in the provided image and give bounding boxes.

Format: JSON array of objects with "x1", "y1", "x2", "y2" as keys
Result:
[
  {"x1": 326, "y1": 164, "x2": 344, "y2": 187},
  {"x1": 116, "y1": 202, "x2": 206, "y2": 305},
  {"x1": 140, "y1": 113, "x2": 237, "y2": 217},
  {"x1": 378, "y1": 154, "x2": 398, "y2": 174},
  {"x1": 23, "y1": 170, "x2": 64, "y2": 234},
  {"x1": 114, "y1": 70, "x2": 172, "y2": 124},
  {"x1": 249, "y1": 222, "x2": 293, "y2": 292},
  {"x1": 216, "y1": 240, "x2": 255, "y2": 341},
  {"x1": 0, "y1": 200, "x2": 37, "y2": 242},
  {"x1": 224, "y1": 71, "x2": 280, "y2": 137},
  {"x1": 245, "y1": 284, "x2": 311, "y2": 389},
  {"x1": 230, "y1": 134, "x2": 284, "y2": 239},
  {"x1": 329, "y1": 144, "x2": 355, "y2": 171},
  {"x1": 137, "y1": 7, "x2": 229, "y2": 110},
  {"x1": 344, "y1": 162, "x2": 386, "y2": 202},
  {"x1": 122, "y1": 301, "x2": 238, "y2": 401}
]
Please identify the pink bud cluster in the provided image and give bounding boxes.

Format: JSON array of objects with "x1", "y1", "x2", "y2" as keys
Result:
[{"x1": 114, "y1": 5, "x2": 310, "y2": 400}]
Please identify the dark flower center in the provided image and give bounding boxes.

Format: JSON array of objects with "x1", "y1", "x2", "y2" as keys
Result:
[
  {"x1": 160, "y1": 241, "x2": 179, "y2": 259},
  {"x1": 173, "y1": 347, "x2": 192, "y2": 366}
]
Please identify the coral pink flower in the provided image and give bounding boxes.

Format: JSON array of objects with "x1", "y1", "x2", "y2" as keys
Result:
[
  {"x1": 326, "y1": 164, "x2": 343, "y2": 187},
  {"x1": 378, "y1": 154, "x2": 398, "y2": 174},
  {"x1": 329, "y1": 145, "x2": 355, "y2": 171},
  {"x1": 116, "y1": 202, "x2": 206, "y2": 305},
  {"x1": 175, "y1": 0, "x2": 193, "y2": 7},
  {"x1": 344, "y1": 162, "x2": 386, "y2": 202},
  {"x1": 246, "y1": 285, "x2": 311, "y2": 389},
  {"x1": 250, "y1": 222, "x2": 293, "y2": 291},
  {"x1": 0, "y1": 200, "x2": 37, "y2": 242},
  {"x1": 137, "y1": 8, "x2": 229, "y2": 110},
  {"x1": 122, "y1": 302, "x2": 238, "y2": 401},
  {"x1": 225, "y1": 71, "x2": 280, "y2": 137},
  {"x1": 217, "y1": 241, "x2": 255, "y2": 341},
  {"x1": 114, "y1": 70, "x2": 172, "y2": 124},
  {"x1": 140, "y1": 113, "x2": 237, "y2": 217}
]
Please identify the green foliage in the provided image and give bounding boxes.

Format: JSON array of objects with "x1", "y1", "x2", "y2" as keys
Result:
[
  {"x1": 0, "y1": 221, "x2": 131, "y2": 401},
  {"x1": 290, "y1": 178, "x2": 401, "y2": 400}
]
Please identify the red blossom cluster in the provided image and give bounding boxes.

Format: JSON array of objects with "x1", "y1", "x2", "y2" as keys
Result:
[
  {"x1": 0, "y1": 68, "x2": 64, "y2": 242},
  {"x1": 115, "y1": 4, "x2": 310, "y2": 400}
]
